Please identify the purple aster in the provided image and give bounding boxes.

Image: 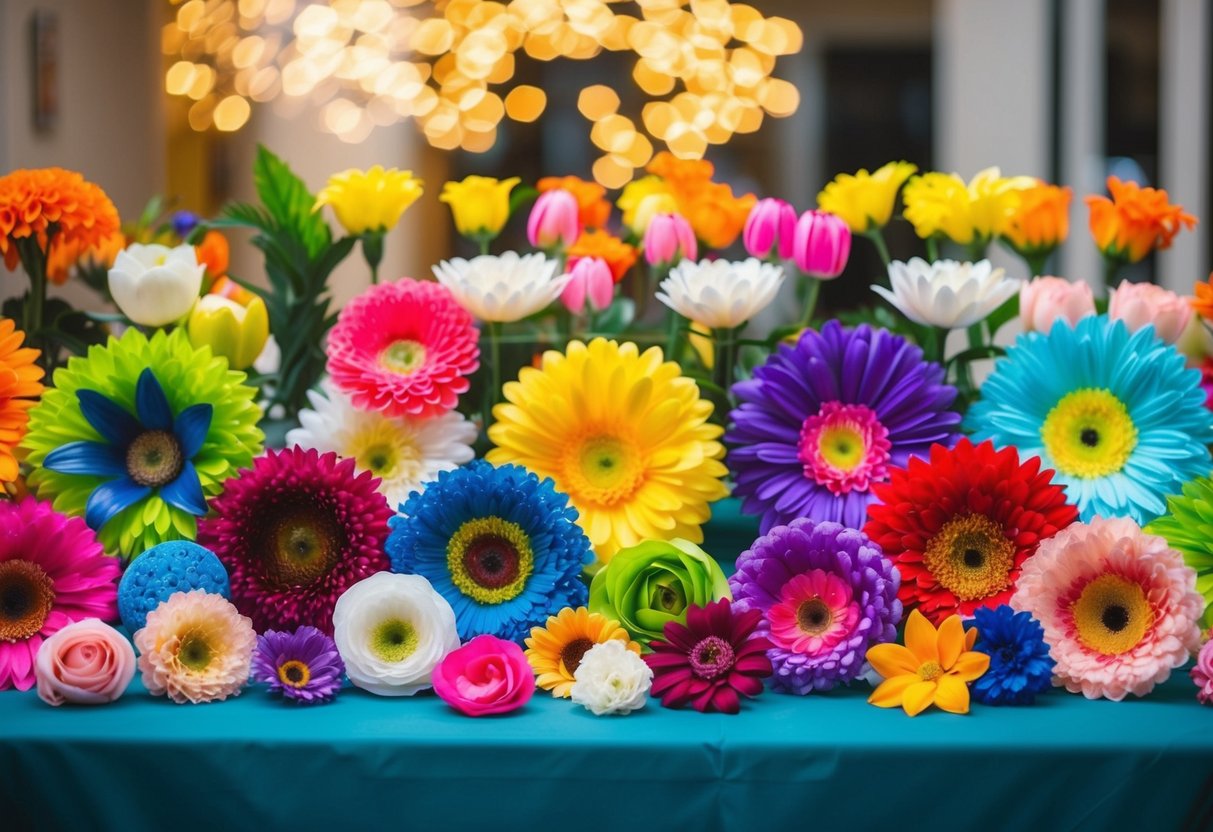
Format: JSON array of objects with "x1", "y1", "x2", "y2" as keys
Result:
[
  {"x1": 251, "y1": 626, "x2": 345, "y2": 704},
  {"x1": 728, "y1": 518, "x2": 902, "y2": 695},
  {"x1": 727, "y1": 321, "x2": 960, "y2": 532}
]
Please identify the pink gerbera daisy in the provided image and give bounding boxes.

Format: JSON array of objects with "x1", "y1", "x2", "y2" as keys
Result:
[
  {"x1": 1011, "y1": 516, "x2": 1204, "y2": 701},
  {"x1": 0, "y1": 499, "x2": 119, "y2": 691},
  {"x1": 326, "y1": 277, "x2": 479, "y2": 418}
]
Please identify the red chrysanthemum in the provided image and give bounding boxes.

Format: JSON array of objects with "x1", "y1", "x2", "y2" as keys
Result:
[
  {"x1": 197, "y1": 447, "x2": 392, "y2": 635},
  {"x1": 326, "y1": 277, "x2": 479, "y2": 418},
  {"x1": 644, "y1": 598, "x2": 773, "y2": 714},
  {"x1": 865, "y1": 438, "x2": 1078, "y2": 625}
]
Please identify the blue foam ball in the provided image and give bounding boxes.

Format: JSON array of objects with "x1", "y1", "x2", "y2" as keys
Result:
[{"x1": 117, "y1": 540, "x2": 231, "y2": 633}]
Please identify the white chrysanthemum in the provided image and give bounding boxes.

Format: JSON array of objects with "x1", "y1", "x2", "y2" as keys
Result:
[
  {"x1": 432, "y1": 251, "x2": 569, "y2": 322},
  {"x1": 656, "y1": 258, "x2": 785, "y2": 329},
  {"x1": 874, "y1": 258, "x2": 1020, "y2": 330},
  {"x1": 286, "y1": 381, "x2": 476, "y2": 511},
  {"x1": 332, "y1": 572, "x2": 460, "y2": 697},
  {"x1": 570, "y1": 640, "x2": 653, "y2": 716}
]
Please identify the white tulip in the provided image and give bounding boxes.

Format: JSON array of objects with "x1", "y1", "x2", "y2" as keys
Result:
[
  {"x1": 570, "y1": 640, "x2": 653, "y2": 716},
  {"x1": 873, "y1": 258, "x2": 1020, "y2": 330},
  {"x1": 108, "y1": 243, "x2": 205, "y2": 327},
  {"x1": 432, "y1": 251, "x2": 569, "y2": 322},
  {"x1": 656, "y1": 258, "x2": 784, "y2": 330}
]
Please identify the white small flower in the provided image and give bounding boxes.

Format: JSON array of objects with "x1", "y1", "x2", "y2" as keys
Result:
[
  {"x1": 432, "y1": 251, "x2": 569, "y2": 322},
  {"x1": 873, "y1": 258, "x2": 1020, "y2": 330},
  {"x1": 656, "y1": 258, "x2": 784, "y2": 329},
  {"x1": 332, "y1": 572, "x2": 460, "y2": 697},
  {"x1": 108, "y1": 243, "x2": 205, "y2": 327},
  {"x1": 570, "y1": 640, "x2": 653, "y2": 716},
  {"x1": 287, "y1": 381, "x2": 476, "y2": 511}
]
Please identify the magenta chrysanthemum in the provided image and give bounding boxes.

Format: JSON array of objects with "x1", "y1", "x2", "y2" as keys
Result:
[
  {"x1": 0, "y1": 499, "x2": 119, "y2": 691},
  {"x1": 326, "y1": 277, "x2": 480, "y2": 418},
  {"x1": 197, "y1": 447, "x2": 393, "y2": 634}
]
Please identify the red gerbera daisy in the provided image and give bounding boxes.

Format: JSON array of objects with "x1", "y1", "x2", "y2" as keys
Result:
[
  {"x1": 864, "y1": 438, "x2": 1077, "y2": 625},
  {"x1": 326, "y1": 277, "x2": 479, "y2": 418},
  {"x1": 644, "y1": 598, "x2": 773, "y2": 714}
]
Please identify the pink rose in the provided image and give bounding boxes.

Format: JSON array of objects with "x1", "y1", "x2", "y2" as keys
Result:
[
  {"x1": 1019, "y1": 276, "x2": 1096, "y2": 333},
  {"x1": 35, "y1": 619, "x2": 135, "y2": 706},
  {"x1": 432, "y1": 634, "x2": 534, "y2": 716},
  {"x1": 1193, "y1": 637, "x2": 1213, "y2": 705},
  {"x1": 1108, "y1": 279, "x2": 1192, "y2": 344}
]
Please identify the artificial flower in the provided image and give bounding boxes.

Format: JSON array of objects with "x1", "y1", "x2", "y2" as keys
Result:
[
  {"x1": 388, "y1": 461, "x2": 592, "y2": 642},
  {"x1": 34, "y1": 618, "x2": 135, "y2": 707},
  {"x1": 1193, "y1": 638, "x2": 1213, "y2": 705},
  {"x1": 0, "y1": 167, "x2": 121, "y2": 273},
  {"x1": 315, "y1": 166, "x2": 423, "y2": 235},
  {"x1": 571, "y1": 639, "x2": 652, "y2": 715},
  {"x1": 433, "y1": 252, "x2": 569, "y2": 323},
  {"x1": 525, "y1": 606, "x2": 641, "y2": 698},
  {"x1": 1011, "y1": 517, "x2": 1204, "y2": 700},
  {"x1": 488, "y1": 338, "x2": 728, "y2": 562},
  {"x1": 743, "y1": 198, "x2": 797, "y2": 260},
  {"x1": 432, "y1": 634, "x2": 535, "y2": 716},
  {"x1": 727, "y1": 321, "x2": 961, "y2": 531},
  {"x1": 198, "y1": 447, "x2": 393, "y2": 635},
  {"x1": 642, "y1": 212, "x2": 697, "y2": 267},
  {"x1": 440, "y1": 175, "x2": 519, "y2": 241},
  {"x1": 902, "y1": 167, "x2": 1035, "y2": 246},
  {"x1": 331, "y1": 571, "x2": 460, "y2": 696},
  {"x1": 251, "y1": 626, "x2": 345, "y2": 705},
  {"x1": 567, "y1": 229, "x2": 638, "y2": 283},
  {"x1": 107, "y1": 243, "x2": 205, "y2": 327},
  {"x1": 1086, "y1": 176, "x2": 1197, "y2": 264},
  {"x1": 1002, "y1": 181, "x2": 1072, "y2": 264},
  {"x1": 560, "y1": 256, "x2": 614, "y2": 315},
  {"x1": 968, "y1": 315, "x2": 1213, "y2": 524},
  {"x1": 538, "y1": 175, "x2": 611, "y2": 230},
  {"x1": 816, "y1": 161, "x2": 917, "y2": 233},
  {"x1": 875, "y1": 258, "x2": 1020, "y2": 329},
  {"x1": 730, "y1": 519, "x2": 901, "y2": 694},
  {"x1": 617, "y1": 175, "x2": 674, "y2": 235},
  {"x1": 685, "y1": 181, "x2": 757, "y2": 250},
  {"x1": 968, "y1": 605, "x2": 1054, "y2": 706},
  {"x1": 657, "y1": 258, "x2": 784, "y2": 329},
  {"x1": 866, "y1": 609, "x2": 988, "y2": 716},
  {"x1": 645, "y1": 598, "x2": 772, "y2": 714},
  {"x1": 194, "y1": 230, "x2": 229, "y2": 279},
  {"x1": 0, "y1": 319, "x2": 44, "y2": 482},
  {"x1": 46, "y1": 228, "x2": 125, "y2": 285},
  {"x1": 326, "y1": 277, "x2": 479, "y2": 418},
  {"x1": 527, "y1": 189, "x2": 580, "y2": 249},
  {"x1": 287, "y1": 380, "x2": 475, "y2": 511},
  {"x1": 171, "y1": 211, "x2": 200, "y2": 239},
  {"x1": 792, "y1": 209, "x2": 851, "y2": 279},
  {"x1": 1019, "y1": 276, "x2": 1095, "y2": 333},
  {"x1": 187, "y1": 292, "x2": 269, "y2": 371},
  {"x1": 1107, "y1": 279, "x2": 1192, "y2": 345},
  {"x1": 1191, "y1": 273, "x2": 1213, "y2": 322},
  {"x1": 135, "y1": 588, "x2": 256, "y2": 704},
  {"x1": 0, "y1": 499, "x2": 118, "y2": 691},
  {"x1": 117, "y1": 539, "x2": 230, "y2": 633},
  {"x1": 1145, "y1": 477, "x2": 1213, "y2": 627}
]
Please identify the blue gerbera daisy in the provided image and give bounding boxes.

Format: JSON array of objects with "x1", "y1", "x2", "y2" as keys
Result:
[
  {"x1": 966, "y1": 315, "x2": 1213, "y2": 525},
  {"x1": 387, "y1": 461, "x2": 593, "y2": 642},
  {"x1": 969, "y1": 605, "x2": 1054, "y2": 706}
]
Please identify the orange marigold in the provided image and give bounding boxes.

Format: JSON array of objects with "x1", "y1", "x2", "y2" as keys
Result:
[
  {"x1": 1085, "y1": 176, "x2": 1197, "y2": 264},
  {"x1": 567, "y1": 229, "x2": 638, "y2": 283},
  {"x1": 538, "y1": 175, "x2": 611, "y2": 230},
  {"x1": 647, "y1": 151, "x2": 714, "y2": 191},
  {"x1": 0, "y1": 319, "x2": 44, "y2": 482},
  {"x1": 46, "y1": 229, "x2": 125, "y2": 285},
  {"x1": 0, "y1": 168, "x2": 121, "y2": 273},
  {"x1": 1192, "y1": 274, "x2": 1213, "y2": 322},
  {"x1": 1003, "y1": 181, "x2": 1072, "y2": 257},
  {"x1": 680, "y1": 180, "x2": 757, "y2": 250}
]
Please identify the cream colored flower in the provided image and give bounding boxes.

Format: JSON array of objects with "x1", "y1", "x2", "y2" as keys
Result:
[
  {"x1": 432, "y1": 251, "x2": 569, "y2": 322},
  {"x1": 657, "y1": 258, "x2": 785, "y2": 329},
  {"x1": 108, "y1": 243, "x2": 204, "y2": 327},
  {"x1": 570, "y1": 640, "x2": 652, "y2": 716},
  {"x1": 874, "y1": 258, "x2": 1020, "y2": 330}
]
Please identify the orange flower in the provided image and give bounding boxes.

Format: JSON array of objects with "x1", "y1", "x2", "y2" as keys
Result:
[
  {"x1": 680, "y1": 180, "x2": 757, "y2": 250},
  {"x1": 46, "y1": 229, "x2": 125, "y2": 285},
  {"x1": 538, "y1": 175, "x2": 611, "y2": 230},
  {"x1": 0, "y1": 319, "x2": 44, "y2": 482},
  {"x1": 1003, "y1": 181, "x2": 1072, "y2": 257},
  {"x1": 567, "y1": 229, "x2": 638, "y2": 283},
  {"x1": 195, "y1": 230, "x2": 230, "y2": 279},
  {"x1": 1192, "y1": 274, "x2": 1213, "y2": 322},
  {"x1": 1085, "y1": 176, "x2": 1197, "y2": 264},
  {"x1": 209, "y1": 275, "x2": 256, "y2": 306},
  {"x1": 647, "y1": 151, "x2": 714, "y2": 191},
  {"x1": 0, "y1": 168, "x2": 121, "y2": 273}
]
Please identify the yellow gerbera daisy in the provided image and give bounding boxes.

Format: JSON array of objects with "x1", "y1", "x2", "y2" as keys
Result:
[
  {"x1": 487, "y1": 338, "x2": 729, "y2": 564},
  {"x1": 525, "y1": 606, "x2": 640, "y2": 698}
]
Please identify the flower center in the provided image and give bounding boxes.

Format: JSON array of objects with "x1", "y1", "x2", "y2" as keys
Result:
[
  {"x1": 447, "y1": 516, "x2": 534, "y2": 604},
  {"x1": 918, "y1": 661, "x2": 944, "y2": 681},
  {"x1": 1041, "y1": 388, "x2": 1138, "y2": 478},
  {"x1": 277, "y1": 659, "x2": 312, "y2": 688},
  {"x1": 380, "y1": 339, "x2": 427, "y2": 375},
  {"x1": 689, "y1": 635, "x2": 736, "y2": 680},
  {"x1": 126, "y1": 429, "x2": 184, "y2": 488},
  {"x1": 922, "y1": 514, "x2": 1016, "y2": 601},
  {"x1": 0, "y1": 560, "x2": 55, "y2": 642},
  {"x1": 766, "y1": 569, "x2": 860, "y2": 655},
  {"x1": 649, "y1": 577, "x2": 687, "y2": 616},
  {"x1": 559, "y1": 636, "x2": 595, "y2": 675},
  {"x1": 356, "y1": 442, "x2": 397, "y2": 477},
  {"x1": 370, "y1": 617, "x2": 418, "y2": 663},
  {"x1": 798, "y1": 402, "x2": 891, "y2": 495},
  {"x1": 562, "y1": 433, "x2": 644, "y2": 507},
  {"x1": 1069, "y1": 573, "x2": 1153, "y2": 656},
  {"x1": 264, "y1": 511, "x2": 343, "y2": 588},
  {"x1": 796, "y1": 598, "x2": 832, "y2": 635},
  {"x1": 177, "y1": 629, "x2": 214, "y2": 672}
]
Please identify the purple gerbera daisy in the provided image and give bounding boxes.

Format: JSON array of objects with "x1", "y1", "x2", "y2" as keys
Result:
[
  {"x1": 729, "y1": 518, "x2": 902, "y2": 695},
  {"x1": 252, "y1": 626, "x2": 345, "y2": 704},
  {"x1": 727, "y1": 321, "x2": 960, "y2": 532}
]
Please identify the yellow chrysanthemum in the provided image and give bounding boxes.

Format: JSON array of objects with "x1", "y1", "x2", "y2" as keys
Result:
[
  {"x1": 315, "y1": 166, "x2": 423, "y2": 236},
  {"x1": 902, "y1": 167, "x2": 1036, "y2": 246},
  {"x1": 487, "y1": 338, "x2": 729, "y2": 564},
  {"x1": 816, "y1": 161, "x2": 917, "y2": 233},
  {"x1": 524, "y1": 606, "x2": 640, "y2": 698},
  {"x1": 0, "y1": 319, "x2": 44, "y2": 483}
]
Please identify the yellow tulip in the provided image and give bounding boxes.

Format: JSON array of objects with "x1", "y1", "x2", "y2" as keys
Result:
[
  {"x1": 439, "y1": 175, "x2": 520, "y2": 240},
  {"x1": 314, "y1": 166, "x2": 423, "y2": 236},
  {"x1": 817, "y1": 161, "x2": 917, "y2": 234},
  {"x1": 617, "y1": 175, "x2": 674, "y2": 235},
  {"x1": 187, "y1": 293, "x2": 269, "y2": 371},
  {"x1": 903, "y1": 167, "x2": 1036, "y2": 246}
]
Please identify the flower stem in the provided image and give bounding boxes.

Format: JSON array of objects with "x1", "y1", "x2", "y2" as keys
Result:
[
  {"x1": 712, "y1": 326, "x2": 738, "y2": 403},
  {"x1": 1025, "y1": 251, "x2": 1048, "y2": 278},
  {"x1": 1102, "y1": 256, "x2": 1120, "y2": 292},
  {"x1": 664, "y1": 307, "x2": 682, "y2": 359},
  {"x1": 797, "y1": 276, "x2": 822, "y2": 330},
  {"x1": 483, "y1": 321, "x2": 503, "y2": 436},
  {"x1": 865, "y1": 228, "x2": 892, "y2": 269},
  {"x1": 16, "y1": 237, "x2": 51, "y2": 373},
  {"x1": 925, "y1": 235, "x2": 940, "y2": 263},
  {"x1": 966, "y1": 240, "x2": 989, "y2": 262}
]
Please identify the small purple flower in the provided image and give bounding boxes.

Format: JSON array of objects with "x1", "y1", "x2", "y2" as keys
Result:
[
  {"x1": 251, "y1": 626, "x2": 345, "y2": 704},
  {"x1": 171, "y1": 210, "x2": 201, "y2": 239},
  {"x1": 729, "y1": 518, "x2": 902, "y2": 695}
]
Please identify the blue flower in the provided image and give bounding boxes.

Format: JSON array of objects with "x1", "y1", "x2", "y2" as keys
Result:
[
  {"x1": 966, "y1": 315, "x2": 1213, "y2": 524},
  {"x1": 387, "y1": 460, "x2": 593, "y2": 642},
  {"x1": 43, "y1": 368, "x2": 212, "y2": 532},
  {"x1": 117, "y1": 540, "x2": 230, "y2": 632},
  {"x1": 170, "y1": 210, "x2": 200, "y2": 239},
  {"x1": 969, "y1": 605, "x2": 1054, "y2": 706}
]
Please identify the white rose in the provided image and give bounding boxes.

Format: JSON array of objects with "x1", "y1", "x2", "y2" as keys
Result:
[
  {"x1": 332, "y1": 572, "x2": 460, "y2": 697},
  {"x1": 108, "y1": 243, "x2": 205, "y2": 327},
  {"x1": 570, "y1": 640, "x2": 652, "y2": 716}
]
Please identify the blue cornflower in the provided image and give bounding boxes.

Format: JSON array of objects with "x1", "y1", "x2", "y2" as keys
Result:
[{"x1": 969, "y1": 605, "x2": 1054, "y2": 706}]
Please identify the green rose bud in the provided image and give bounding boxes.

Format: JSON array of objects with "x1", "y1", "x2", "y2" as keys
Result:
[{"x1": 588, "y1": 538, "x2": 731, "y2": 644}]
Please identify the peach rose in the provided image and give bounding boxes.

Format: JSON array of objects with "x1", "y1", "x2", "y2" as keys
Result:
[
  {"x1": 35, "y1": 619, "x2": 135, "y2": 706},
  {"x1": 1019, "y1": 276, "x2": 1096, "y2": 333},
  {"x1": 1108, "y1": 279, "x2": 1193, "y2": 344}
]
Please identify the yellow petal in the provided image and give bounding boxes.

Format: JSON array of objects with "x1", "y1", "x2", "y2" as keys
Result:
[
  {"x1": 868, "y1": 674, "x2": 916, "y2": 708},
  {"x1": 938, "y1": 614, "x2": 965, "y2": 668},
  {"x1": 904, "y1": 609, "x2": 939, "y2": 665},
  {"x1": 902, "y1": 680, "x2": 937, "y2": 717},
  {"x1": 866, "y1": 643, "x2": 919, "y2": 679},
  {"x1": 950, "y1": 651, "x2": 991, "y2": 682},
  {"x1": 935, "y1": 674, "x2": 970, "y2": 714},
  {"x1": 965, "y1": 625, "x2": 979, "y2": 651}
]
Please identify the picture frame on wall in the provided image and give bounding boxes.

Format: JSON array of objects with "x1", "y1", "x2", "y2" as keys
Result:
[{"x1": 31, "y1": 10, "x2": 59, "y2": 134}]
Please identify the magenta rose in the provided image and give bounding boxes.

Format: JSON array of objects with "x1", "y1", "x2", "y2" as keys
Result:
[
  {"x1": 432, "y1": 635, "x2": 535, "y2": 716},
  {"x1": 35, "y1": 619, "x2": 136, "y2": 706}
]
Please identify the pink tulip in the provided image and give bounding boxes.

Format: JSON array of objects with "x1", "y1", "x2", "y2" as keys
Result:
[
  {"x1": 35, "y1": 619, "x2": 136, "y2": 706},
  {"x1": 561, "y1": 256, "x2": 614, "y2": 315},
  {"x1": 1019, "y1": 276, "x2": 1096, "y2": 333},
  {"x1": 432, "y1": 635, "x2": 535, "y2": 717},
  {"x1": 793, "y1": 210, "x2": 851, "y2": 279},
  {"x1": 744, "y1": 197, "x2": 797, "y2": 260},
  {"x1": 643, "y1": 212, "x2": 697, "y2": 267},
  {"x1": 527, "y1": 189, "x2": 580, "y2": 249},
  {"x1": 1108, "y1": 279, "x2": 1192, "y2": 344}
]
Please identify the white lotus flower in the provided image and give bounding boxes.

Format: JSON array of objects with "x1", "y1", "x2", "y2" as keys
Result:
[
  {"x1": 332, "y1": 572, "x2": 460, "y2": 697},
  {"x1": 874, "y1": 258, "x2": 1020, "y2": 330},
  {"x1": 656, "y1": 258, "x2": 784, "y2": 329},
  {"x1": 570, "y1": 640, "x2": 653, "y2": 716},
  {"x1": 108, "y1": 243, "x2": 205, "y2": 327},
  {"x1": 432, "y1": 251, "x2": 569, "y2": 322},
  {"x1": 286, "y1": 381, "x2": 476, "y2": 511}
]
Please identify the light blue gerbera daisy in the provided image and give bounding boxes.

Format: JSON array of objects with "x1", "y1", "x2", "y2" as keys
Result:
[
  {"x1": 386, "y1": 461, "x2": 593, "y2": 642},
  {"x1": 966, "y1": 315, "x2": 1213, "y2": 524}
]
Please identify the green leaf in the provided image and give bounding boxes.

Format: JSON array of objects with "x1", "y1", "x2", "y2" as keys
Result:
[
  {"x1": 252, "y1": 145, "x2": 331, "y2": 260},
  {"x1": 508, "y1": 185, "x2": 539, "y2": 218},
  {"x1": 593, "y1": 298, "x2": 635, "y2": 335}
]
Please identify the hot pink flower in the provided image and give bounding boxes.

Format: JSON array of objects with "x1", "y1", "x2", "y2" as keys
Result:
[
  {"x1": 1108, "y1": 279, "x2": 1193, "y2": 344},
  {"x1": 35, "y1": 618, "x2": 135, "y2": 706},
  {"x1": 432, "y1": 634, "x2": 535, "y2": 716},
  {"x1": 527, "y1": 189, "x2": 580, "y2": 249},
  {"x1": 743, "y1": 198, "x2": 796, "y2": 260},
  {"x1": 560, "y1": 256, "x2": 614, "y2": 315},
  {"x1": 1019, "y1": 276, "x2": 1096, "y2": 333},
  {"x1": 643, "y1": 213, "x2": 697, "y2": 267},
  {"x1": 1193, "y1": 637, "x2": 1213, "y2": 705},
  {"x1": 793, "y1": 210, "x2": 851, "y2": 279}
]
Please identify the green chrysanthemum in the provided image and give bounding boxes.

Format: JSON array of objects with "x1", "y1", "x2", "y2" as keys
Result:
[
  {"x1": 1146, "y1": 477, "x2": 1213, "y2": 628},
  {"x1": 22, "y1": 328, "x2": 262, "y2": 558}
]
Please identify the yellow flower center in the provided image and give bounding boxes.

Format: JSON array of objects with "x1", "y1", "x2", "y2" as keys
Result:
[
  {"x1": 1041, "y1": 388, "x2": 1137, "y2": 478},
  {"x1": 379, "y1": 339, "x2": 427, "y2": 375},
  {"x1": 277, "y1": 659, "x2": 311, "y2": 688},
  {"x1": 177, "y1": 628, "x2": 214, "y2": 672},
  {"x1": 0, "y1": 559, "x2": 54, "y2": 642},
  {"x1": 562, "y1": 434, "x2": 644, "y2": 507},
  {"x1": 346, "y1": 421, "x2": 424, "y2": 487},
  {"x1": 126, "y1": 429, "x2": 184, "y2": 488},
  {"x1": 267, "y1": 515, "x2": 341, "y2": 588},
  {"x1": 1070, "y1": 574, "x2": 1153, "y2": 656},
  {"x1": 918, "y1": 661, "x2": 944, "y2": 681},
  {"x1": 818, "y1": 425, "x2": 865, "y2": 472},
  {"x1": 370, "y1": 617, "x2": 418, "y2": 663},
  {"x1": 447, "y1": 516, "x2": 534, "y2": 604},
  {"x1": 922, "y1": 514, "x2": 1016, "y2": 601}
]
